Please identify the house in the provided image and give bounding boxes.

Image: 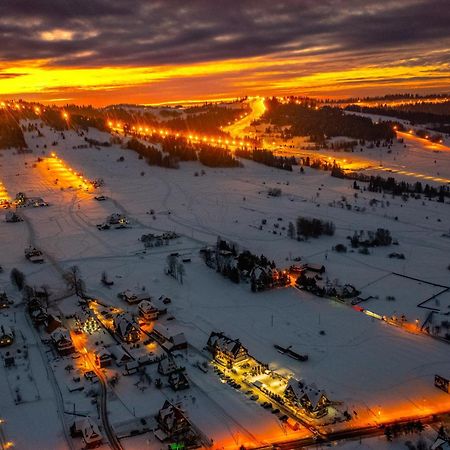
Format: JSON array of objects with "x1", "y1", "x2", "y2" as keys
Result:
[
  {"x1": 0, "y1": 324, "x2": 14, "y2": 347},
  {"x1": 284, "y1": 378, "x2": 330, "y2": 418},
  {"x1": 109, "y1": 344, "x2": 133, "y2": 366},
  {"x1": 138, "y1": 299, "x2": 158, "y2": 322},
  {"x1": 5, "y1": 211, "x2": 23, "y2": 223},
  {"x1": 168, "y1": 371, "x2": 190, "y2": 391},
  {"x1": 302, "y1": 263, "x2": 325, "y2": 274},
  {"x1": 0, "y1": 292, "x2": 11, "y2": 309},
  {"x1": 113, "y1": 313, "x2": 140, "y2": 343},
  {"x1": 154, "y1": 400, "x2": 191, "y2": 441},
  {"x1": 51, "y1": 327, "x2": 75, "y2": 355},
  {"x1": 124, "y1": 360, "x2": 140, "y2": 376},
  {"x1": 118, "y1": 290, "x2": 151, "y2": 305},
  {"x1": 152, "y1": 324, "x2": 187, "y2": 351},
  {"x1": 94, "y1": 348, "x2": 112, "y2": 368},
  {"x1": 24, "y1": 246, "x2": 44, "y2": 263},
  {"x1": 70, "y1": 418, "x2": 103, "y2": 449},
  {"x1": 45, "y1": 314, "x2": 62, "y2": 333},
  {"x1": 106, "y1": 213, "x2": 127, "y2": 225},
  {"x1": 207, "y1": 331, "x2": 249, "y2": 367},
  {"x1": 250, "y1": 265, "x2": 289, "y2": 291},
  {"x1": 30, "y1": 307, "x2": 47, "y2": 327},
  {"x1": 158, "y1": 356, "x2": 180, "y2": 375},
  {"x1": 27, "y1": 295, "x2": 43, "y2": 313}
]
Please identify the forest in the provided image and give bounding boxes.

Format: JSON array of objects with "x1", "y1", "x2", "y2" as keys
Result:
[{"x1": 260, "y1": 98, "x2": 395, "y2": 142}]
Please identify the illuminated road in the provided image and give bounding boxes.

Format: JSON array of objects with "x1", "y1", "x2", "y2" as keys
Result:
[
  {"x1": 397, "y1": 130, "x2": 450, "y2": 153},
  {"x1": 40, "y1": 153, "x2": 92, "y2": 191},
  {"x1": 223, "y1": 96, "x2": 266, "y2": 140},
  {"x1": 275, "y1": 143, "x2": 450, "y2": 184},
  {"x1": 254, "y1": 411, "x2": 450, "y2": 449},
  {"x1": 0, "y1": 179, "x2": 9, "y2": 203}
]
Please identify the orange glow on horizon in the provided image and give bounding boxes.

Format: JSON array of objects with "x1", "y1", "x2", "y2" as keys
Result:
[{"x1": 0, "y1": 55, "x2": 449, "y2": 106}]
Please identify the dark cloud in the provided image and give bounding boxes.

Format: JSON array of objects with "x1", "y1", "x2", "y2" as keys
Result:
[{"x1": 0, "y1": 0, "x2": 449, "y2": 68}]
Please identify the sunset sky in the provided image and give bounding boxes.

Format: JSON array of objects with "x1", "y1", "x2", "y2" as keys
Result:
[{"x1": 1, "y1": 0, "x2": 449, "y2": 106}]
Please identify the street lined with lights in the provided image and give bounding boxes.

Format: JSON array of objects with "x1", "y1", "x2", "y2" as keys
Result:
[{"x1": 42, "y1": 152, "x2": 92, "y2": 191}]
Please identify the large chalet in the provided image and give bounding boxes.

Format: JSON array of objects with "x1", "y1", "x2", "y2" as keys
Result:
[
  {"x1": 284, "y1": 378, "x2": 330, "y2": 418},
  {"x1": 113, "y1": 313, "x2": 140, "y2": 343},
  {"x1": 207, "y1": 331, "x2": 249, "y2": 367}
]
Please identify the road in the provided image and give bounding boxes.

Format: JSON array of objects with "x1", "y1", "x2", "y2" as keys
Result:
[
  {"x1": 223, "y1": 96, "x2": 266, "y2": 140},
  {"x1": 254, "y1": 412, "x2": 450, "y2": 449},
  {"x1": 21, "y1": 179, "x2": 123, "y2": 450}
]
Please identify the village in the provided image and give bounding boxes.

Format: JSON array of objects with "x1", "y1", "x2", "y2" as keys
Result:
[{"x1": 0, "y1": 105, "x2": 450, "y2": 450}]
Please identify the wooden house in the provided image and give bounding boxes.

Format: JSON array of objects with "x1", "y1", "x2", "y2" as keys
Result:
[
  {"x1": 284, "y1": 378, "x2": 330, "y2": 418},
  {"x1": 0, "y1": 324, "x2": 14, "y2": 347},
  {"x1": 113, "y1": 313, "x2": 140, "y2": 343},
  {"x1": 51, "y1": 327, "x2": 75, "y2": 356},
  {"x1": 207, "y1": 331, "x2": 249, "y2": 367}
]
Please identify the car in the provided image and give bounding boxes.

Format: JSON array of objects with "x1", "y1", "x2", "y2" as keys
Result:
[
  {"x1": 271, "y1": 408, "x2": 280, "y2": 414},
  {"x1": 94, "y1": 195, "x2": 107, "y2": 201},
  {"x1": 245, "y1": 390, "x2": 253, "y2": 396},
  {"x1": 97, "y1": 223, "x2": 110, "y2": 230},
  {"x1": 250, "y1": 394, "x2": 259, "y2": 401},
  {"x1": 262, "y1": 402, "x2": 272, "y2": 409},
  {"x1": 279, "y1": 415, "x2": 288, "y2": 422}
]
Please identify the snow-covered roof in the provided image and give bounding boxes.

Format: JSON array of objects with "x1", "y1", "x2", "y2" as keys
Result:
[
  {"x1": 286, "y1": 378, "x2": 326, "y2": 410},
  {"x1": 95, "y1": 347, "x2": 111, "y2": 359},
  {"x1": 0, "y1": 323, "x2": 13, "y2": 337},
  {"x1": 51, "y1": 327, "x2": 71, "y2": 342},
  {"x1": 138, "y1": 299, "x2": 157, "y2": 313},
  {"x1": 109, "y1": 344, "x2": 131, "y2": 361},
  {"x1": 113, "y1": 313, "x2": 137, "y2": 336},
  {"x1": 81, "y1": 418, "x2": 102, "y2": 444},
  {"x1": 159, "y1": 357, "x2": 178, "y2": 374}
]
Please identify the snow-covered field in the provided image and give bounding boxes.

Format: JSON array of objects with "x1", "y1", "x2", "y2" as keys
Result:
[{"x1": 0, "y1": 119, "x2": 449, "y2": 449}]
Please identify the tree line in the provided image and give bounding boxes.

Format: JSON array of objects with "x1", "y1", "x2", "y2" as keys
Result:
[{"x1": 260, "y1": 98, "x2": 395, "y2": 142}]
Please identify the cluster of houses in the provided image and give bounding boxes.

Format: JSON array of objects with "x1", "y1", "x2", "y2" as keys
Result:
[
  {"x1": 295, "y1": 263, "x2": 359, "y2": 300},
  {"x1": 206, "y1": 331, "x2": 331, "y2": 419},
  {"x1": 14, "y1": 192, "x2": 49, "y2": 208},
  {"x1": 157, "y1": 355, "x2": 190, "y2": 391},
  {"x1": 250, "y1": 265, "x2": 290, "y2": 292},
  {"x1": 201, "y1": 237, "x2": 290, "y2": 291},
  {"x1": 140, "y1": 231, "x2": 179, "y2": 248},
  {"x1": 27, "y1": 291, "x2": 75, "y2": 355}
]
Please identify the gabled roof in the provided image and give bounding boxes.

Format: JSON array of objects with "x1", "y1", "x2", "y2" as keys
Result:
[
  {"x1": 159, "y1": 356, "x2": 178, "y2": 374},
  {"x1": 113, "y1": 313, "x2": 138, "y2": 336},
  {"x1": 0, "y1": 323, "x2": 13, "y2": 337},
  {"x1": 51, "y1": 327, "x2": 71, "y2": 342},
  {"x1": 286, "y1": 378, "x2": 327, "y2": 410},
  {"x1": 81, "y1": 418, "x2": 102, "y2": 443},
  {"x1": 138, "y1": 299, "x2": 157, "y2": 313},
  {"x1": 208, "y1": 332, "x2": 247, "y2": 358}
]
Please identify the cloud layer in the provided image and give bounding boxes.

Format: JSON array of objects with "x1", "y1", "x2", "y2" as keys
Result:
[{"x1": 0, "y1": 0, "x2": 449, "y2": 104}]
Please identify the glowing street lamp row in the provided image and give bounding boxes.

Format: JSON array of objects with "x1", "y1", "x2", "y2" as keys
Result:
[
  {"x1": 108, "y1": 121, "x2": 253, "y2": 149},
  {"x1": 48, "y1": 152, "x2": 91, "y2": 190},
  {"x1": 0, "y1": 180, "x2": 10, "y2": 202}
]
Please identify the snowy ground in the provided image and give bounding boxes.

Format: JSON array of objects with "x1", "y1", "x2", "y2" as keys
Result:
[{"x1": 0, "y1": 119, "x2": 449, "y2": 449}]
